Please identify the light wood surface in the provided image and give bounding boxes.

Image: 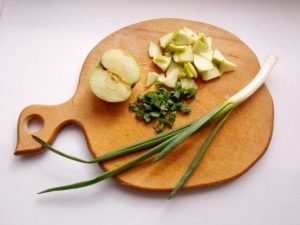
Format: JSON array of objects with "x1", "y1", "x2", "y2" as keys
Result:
[{"x1": 15, "y1": 18, "x2": 274, "y2": 191}]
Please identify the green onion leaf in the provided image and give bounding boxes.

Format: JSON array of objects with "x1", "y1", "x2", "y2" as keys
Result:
[
  {"x1": 169, "y1": 110, "x2": 232, "y2": 199},
  {"x1": 38, "y1": 134, "x2": 181, "y2": 194},
  {"x1": 153, "y1": 102, "x2": 231, "y2": 162}
]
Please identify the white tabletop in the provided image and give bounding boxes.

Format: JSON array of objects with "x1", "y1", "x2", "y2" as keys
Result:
[{"x1": 1, "y1": 0, "x2": 299, "y2": 224}]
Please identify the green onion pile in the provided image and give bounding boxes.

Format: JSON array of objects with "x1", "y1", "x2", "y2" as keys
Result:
[
  {"x1": 32, "y1": 54, "x2": 277, "y2": 198},
  {"x1": 129, "y1": 82, "x2": 197, "y2": 132}
]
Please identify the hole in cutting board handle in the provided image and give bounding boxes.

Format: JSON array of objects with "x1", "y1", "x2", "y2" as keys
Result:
[{"x1": 25, "y1": 114, "x2": 44, "y2": 133}]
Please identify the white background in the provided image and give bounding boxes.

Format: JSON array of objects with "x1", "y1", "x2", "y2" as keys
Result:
[{"x1": 1, "y1": 0, "x2": 299, "y2": 224}]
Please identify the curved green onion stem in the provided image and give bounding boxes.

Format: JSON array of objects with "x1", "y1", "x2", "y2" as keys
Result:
[
  {"x1": 32, "y1": 127, "x2": 183, "y2": 164},
  {"x1": 38, "y1": 133, "x2": 180, "y2": 194},
  {"x1": 32, "y1": 120, "x2": 194, "y2": 164},
  {"x1": 37, "y1": 54, "x2": 277, "y2": 195},
  {"x1": 169, "y1": 110, "x2": 232, "y2": 199}
]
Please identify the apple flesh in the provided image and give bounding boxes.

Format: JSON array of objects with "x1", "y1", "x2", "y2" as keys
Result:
[
  {"x1": 173, "y1": 46, "x2": 193, "y2": 63},
  {"x1": 153, "y1": 55, "x2": 172, "y2": 71},
  {"x1": 101, "y1": 49, "x2": 140, "y2": 85},
  {"x1": 219, "y1": 59, "x2": 237, "y2": 73},
  {"x1": 174, "y1": 29, "x2": 193, "y2": 45},
  {"x1": 148, "y1": 42, "x2": 162, "y2": 58},
  {"x1": 146, "y1": 72, "x2": 159, "y2": 87},
  {"x1": 194, "y1": 54, "x2": 214, "y2": 72},
  {"x1": 160, "y1": 32, "x2": 175, "y2": 48},
  {"x1": 202, "y1": 66, "x2": 222, "y2": 81},
  {"x1": 180, "y1": 78, "x2": 198, "y2": 89},
  {"x1": 89, "y1": 49, "x2": 141, "y2": 102},
  {"x1": 184, "y1": 62, "x2": 197, "y2": 78},
  {"x1": 89, "y1": 67, "x2": 132, "y2": 102}
]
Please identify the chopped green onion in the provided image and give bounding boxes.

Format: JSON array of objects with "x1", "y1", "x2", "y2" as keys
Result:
[{"x1": 129, "y1": 82, "x2": 197, "y2": 132}]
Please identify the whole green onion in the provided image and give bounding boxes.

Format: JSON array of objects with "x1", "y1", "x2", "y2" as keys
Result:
[{"x1": 35, "y1": 54, "x2": 277, "y2": 195}]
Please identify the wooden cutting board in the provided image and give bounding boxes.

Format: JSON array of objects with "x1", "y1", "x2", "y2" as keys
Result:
[{"x1": 15, "y1": 18, "x2": 273, "y2": 191}]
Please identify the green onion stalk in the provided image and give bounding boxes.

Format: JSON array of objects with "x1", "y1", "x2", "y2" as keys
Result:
[{"x1": 34, "y1": 54, "x2": 278, "y2": 196}]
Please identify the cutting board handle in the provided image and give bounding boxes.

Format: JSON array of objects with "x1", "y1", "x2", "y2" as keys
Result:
[{"x1": 15, "y1": 103, "x2": 72, "y2": 155}]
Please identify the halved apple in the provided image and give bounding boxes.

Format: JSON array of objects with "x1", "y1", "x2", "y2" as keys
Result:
[
  {"x1": 89, "y1": 49, "x2": 141, "y2": 102},
  {"x1": 101, "y1": 49, "x2": 140, "y2": 85}
]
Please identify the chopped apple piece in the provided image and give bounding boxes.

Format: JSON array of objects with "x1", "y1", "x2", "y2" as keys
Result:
[
  {"x1": 158, "y1": 69, "x2": 178, "y2": 88},
  {"x1": 173, "y1": 46, "x2": 193, "y2": 63},
  {"x1": 160, "y1": 32, "x2": 175, "y2": 48},
  {"x1": 178, "y1": 69, "x2": 187, "y2": 79},
  {"x1": 180, "y1": 78, "x2": 198, "y2": 89},
  {"x1": 202, "y1": 66, "x2": 222, "y2": 81},
  {"x1": 148, "y1": 42, "x2": 162, "y2": 58},
  {"x1": 184, "y1": 62, "x2": 197, "y2": 78},
  {"x1": 183, "y1": 27, "x2": 198, "y2": 42},
  {"x1": 166, "y1": 43, "x2": 186, "y2": 53},
  {"x1": 194, "y1": 54, "x2": 214, "y2": 72},
  {"x1": 206, "y1": 37, "x2": 212, "y2": 49},
  {"x1": 200, "y1": 50, "x2": 213, "y2": 61},
  {"x1": 164, "y1": 72, "x2": 178, "y2": 88},
  {"x1": 146, "y1": 72, "x2": 159, "y2": 87},
  {"x1": 89, "y1": 67, "x2": 132, "y2": 102},
  {"x1": 174, "y1": 29, "x2": 193, "y2": 45},
  {"x1": 101, "y1": 49, "x2": 140, "y2": 85},
  {"x1": 219, "y1": 59, "x2": 237, "y2": 73},
  {"x1": 167, "y1": 61, "x2": 182, "y2": 76},
  {"x1": 157, "y1": 73, "x2": 166, "y2": 83},
  {"x1": 212, "y1": 49, "x2": 225, "y2": 64},
  {"x1": 193, "y1": 39, "x2": 208, "y2": 54},
  {"x1": 153, "y1": 55, "x2": 172, "y2": 71}
]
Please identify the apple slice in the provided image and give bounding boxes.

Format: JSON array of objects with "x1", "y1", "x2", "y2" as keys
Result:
[
  {"x1": 160, "y1": 32, "x2": 175, "y2": 48},
  {"x1": 146, "y1": 72, "x2": 159, "y2": 87},
  {"x1": 220, "y1": 59, "x2": 237, "y2": 73},
  {"x1": 173, "y1": 46, "x2": 193, "y2": 63},
  {"x1": 166, "y1": 43, "x2": 186, "y2": 53},
  {"x1": 183, "y1": 27, "x2": 198, "y2": 42},
  {"x1": 200, "y1": 50, "x2": 213, "y2": 61},
  {"x1": 174, "y1": 29, "x2": 193, "y2": 45},
  {"x1": 101, "y1": 49, "x2": 140, "y2": 85},
  {"x1": 89, "y1": 67, "x2": 132, "y2": 102},
  {"x1": 148, "y1": 42, "x2": 162, "y2": 58},
  {"x1": 201, "y1": 66, "x2": 222, "y2": 81},
  {"x1": 206, "y1": 37, "x2": 212, "y2": 49},
  {"x1": 212, "y1": 49, "x2": 225, "y2": 64},
  {"x1": 153, "y1": 55, "x2": 172, "y2": 71},
  {"x1": 193, "y1": 39, "x2": 208, "y2": 54},
  {"x1": 194, "y1": 54, "x2": 214, "y2": 72},
  {"x1": 157, "y1": 70, "x2": 178, "y2": 88},
  {"x1": 184, "y1": 62, "x2": 197, "y2": 78},
  {"x1": 180, "y1": 78, "x2": 198, "y2": 89}
]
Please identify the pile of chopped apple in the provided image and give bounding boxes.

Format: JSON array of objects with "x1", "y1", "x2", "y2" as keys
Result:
[{"x1": 147, "y1": 27, "x2": 236, "y2": 89}]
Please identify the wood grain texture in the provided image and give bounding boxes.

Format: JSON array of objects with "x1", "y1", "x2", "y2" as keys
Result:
[{"x1": 15, "y1": 18, "x2": 274, "y2": 191}]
